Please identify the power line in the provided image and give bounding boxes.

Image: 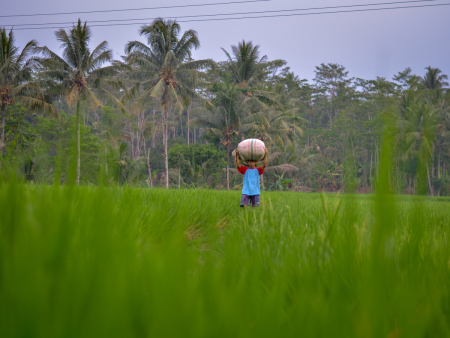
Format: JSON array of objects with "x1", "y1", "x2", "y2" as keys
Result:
[
  {"x1": 0, "y1": 0, "x2": 271, "y2": 18},
  {"x1": 3, "y1": 0, "x2": 442, "y2": 28},
  {"x1": 11, "y1": 2, "x2": 450, "y2": 31},
  {"x1": 179, "y1": 2, "x2": 450, "y2": 22}
]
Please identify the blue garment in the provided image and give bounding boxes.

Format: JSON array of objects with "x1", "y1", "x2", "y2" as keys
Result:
[{"x1": 242, "y1": 168, "x2": 261, "y2": 195}]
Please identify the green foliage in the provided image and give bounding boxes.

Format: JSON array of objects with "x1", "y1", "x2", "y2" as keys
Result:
[
  {"x1": 3, "y1": 104, "x2": 36, "y2": 152},
  {"x1": 266, "y1": 171, "x2": 292, "y2": 191},
  {"x1": 1, "y1": 183, "x2": 450, "y2": 337},
  {"x1": 221, "y1": 40, "x2": 267, "y2": 86},
  {"x1": 2, "y1": 25, "x2": 450, "y2": 338},
  {"x1": 168, "y1": 143, "x2": 226, "y2": 186},
  {"x1": 31, "y1": 112, "x2": 102, "y2": 184},
  {"x1": 1, "y1": 25, "x2": 449, "y2": 195}
]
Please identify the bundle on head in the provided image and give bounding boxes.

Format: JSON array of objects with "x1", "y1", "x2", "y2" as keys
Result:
[{"x1": 232, "y1": 139, "x2": 265, "y2": 166}]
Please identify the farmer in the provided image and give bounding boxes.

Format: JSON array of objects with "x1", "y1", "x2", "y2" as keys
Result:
[{"x1": 235, "y1": 147, "x2": 268, "y2": 208}]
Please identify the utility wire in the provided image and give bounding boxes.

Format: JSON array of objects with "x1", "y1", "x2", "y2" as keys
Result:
[
  {"x1": 11, "y1": 2, "x2": 450, "y2": 31},
  {"x1": 3, "y1": 0, "x2": 442, "y2": 28},
  {"x1": 179, "y1": 2, "x2": 450, "y2": 22},
  {"x1": 0, "y1": 0, "x2": 271, "y2": 18}
]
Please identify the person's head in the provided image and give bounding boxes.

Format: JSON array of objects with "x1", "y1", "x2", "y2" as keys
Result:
[{"x1": 247, "y1": 160, "x2": 257, "y2": 168}]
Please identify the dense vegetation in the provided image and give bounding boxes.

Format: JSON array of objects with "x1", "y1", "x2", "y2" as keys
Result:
[
  {"x1": 1, "y1": 19, "x2": 449, "y2": 194},
  {"x1": 1, "y1": 181, "x2": 449, "y2": 337}
]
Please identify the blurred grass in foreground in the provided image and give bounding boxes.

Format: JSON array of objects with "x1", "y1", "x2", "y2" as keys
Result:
[{"x1": 0, "y1": 183, "x2": 449, "y2": 337}]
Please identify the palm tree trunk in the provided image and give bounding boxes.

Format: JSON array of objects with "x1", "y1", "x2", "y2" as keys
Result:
[
  {"x1": 152, "y1": 109, "x2": 156, "y2": 148},
  {"x1": 187, "y1": 105, "x2": 190, "y2": 146},
  {"x1": 173, "y1": 116, "x2": 176, "y2": 139},
  {"x1": 144, "y1": 142, "x2": 152, "y2": 188},
  {"x1": 1, "y1": 103, "x2": 5, "y2": 157},
  {"x1": 76, "y1": 101, "x2": 81, "y2": 186},
  {"x1": 364, "y1": 161, "x2": 368, "y2": 193},
  {"x1": 375, "y1": 144, "x2": 380, "y2": 180},
  {"x1": 427, "y1": 164, "x2": 433, "y2": 196},
  {"x1": 164, "y1": 85, "x2": 169, "y2": 188},
  {"x1": 130, "y1": 124, "x2": 135, "y2": 160},
  {"x1": 180, "y1": 116, "x2": 183, "y2": 136},
  {"x1": 105, "y1": 146, "x2": 108, "y2": 174},
  {"x1": 438, "y1": 147, "x2": 441, "y2": 179},
  {"x1": 226, "y1": 141, "x2": 230, "y2": 190}
]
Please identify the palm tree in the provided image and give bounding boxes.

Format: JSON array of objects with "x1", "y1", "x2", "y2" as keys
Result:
[
  {"x1": 191, "y1": 82, "x2": 263, "y2": 190},
  {"x1": 421, "y1": 67, "x2": 449, "y2": 90},
  {"x1": 125, "y1": 18, "x2": 213, "y2": 188},
  {"x1": 222, "y1": 40, "x2": 267, "y2": 88},
  {"x1": 37, "y1": 20, "x2": 123, "y2": 185},
  {"x1": 184, "y1": 96, "x2": 192, "y2": 145},
  {"x1": 403, "y1": 103, "x2": 439, "y2": 194},
  {"x1": 248, "y1": 107, "x2": 303, "y2": 147},
  {"x1": 221, "y1": 40, "x2": 281, "y2": 136},
  {"x1": 0, "y1": 28, "x2": 54, "y2": 156},
  {"x1": 190, "y1": 107, "x2": 236, "y2": 190}
]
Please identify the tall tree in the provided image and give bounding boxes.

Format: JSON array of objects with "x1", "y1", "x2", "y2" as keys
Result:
[
  {"x1": 403, "y1": 103, "x2": 439, "y2": 194},
  {"x1": 314, "y1": 63, "x2": 353, "y2": 127},
  {"x1": 37, "y1": 20, "x2": 122, "y2": 185},
  {"x1": 222, "y1": 40, "x2": 267, "y2": 88},
  {"x1": 0, "y1": 28, "x2": 54, "y2": 156},
  {"x1": 125, "y1": 18, "x2": 213, "y2": 188},
  {"x1": 421, "y1": 67, "x2": 449, "y2": 90},
  {"x1": 191, "y1": 82, "x2": 263, "y2": 190}
]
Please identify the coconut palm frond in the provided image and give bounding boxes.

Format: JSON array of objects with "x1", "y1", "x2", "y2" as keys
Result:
[
  {"x1": 18, "y1": 95, "x2": 58, "y2": 116},
  {"x1": 149, "y1": 77, "x2": 167, "y2": 99},
  {"x1": 178, "y1": 59, "x2": 215, "y2": 71},
  {"x1": 83, "y1": 86, "x2": 103, "y2": 110},
  {"x1": 97, "y1": 87, "x2": 126, "y2": 112},
  {"x1": 267, "y1": 152, "x2": 282, "y2": 162}
]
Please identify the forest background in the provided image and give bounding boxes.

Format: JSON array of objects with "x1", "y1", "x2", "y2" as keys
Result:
[{"x1": 1, "y1": 18, "x2": 449, "y2": 195}]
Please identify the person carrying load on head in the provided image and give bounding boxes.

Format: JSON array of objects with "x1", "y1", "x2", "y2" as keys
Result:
[{"x1": 235, "y1": 147, "x2": 268, "y2": 208}]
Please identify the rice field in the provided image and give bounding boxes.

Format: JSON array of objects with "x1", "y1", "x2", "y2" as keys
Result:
[{"x1": 0, "y1": 182, "x2": 449, "y2": 337}]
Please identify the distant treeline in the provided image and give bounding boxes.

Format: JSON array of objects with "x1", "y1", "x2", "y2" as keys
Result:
[{"x1": 1, "y1": 19, "x2": 449, "y2": 194}]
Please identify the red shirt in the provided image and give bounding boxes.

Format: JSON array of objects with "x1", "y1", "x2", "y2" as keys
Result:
[{"x1": 238, "y1": 165, "x2": 265, "y2": 175}]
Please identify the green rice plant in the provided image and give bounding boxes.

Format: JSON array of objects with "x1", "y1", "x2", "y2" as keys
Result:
[{"x1": 0, "y1": 178, "x2": 449, "y2": 337}]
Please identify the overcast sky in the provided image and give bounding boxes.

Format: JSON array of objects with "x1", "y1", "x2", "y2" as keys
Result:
[{"x1": 2, "y1": 0, "x2": 450, "y2": 82}]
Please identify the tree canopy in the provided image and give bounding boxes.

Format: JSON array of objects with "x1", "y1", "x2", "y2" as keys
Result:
[{"x1": 1, "y1": 20, "x2": 450, "y2": 195}]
